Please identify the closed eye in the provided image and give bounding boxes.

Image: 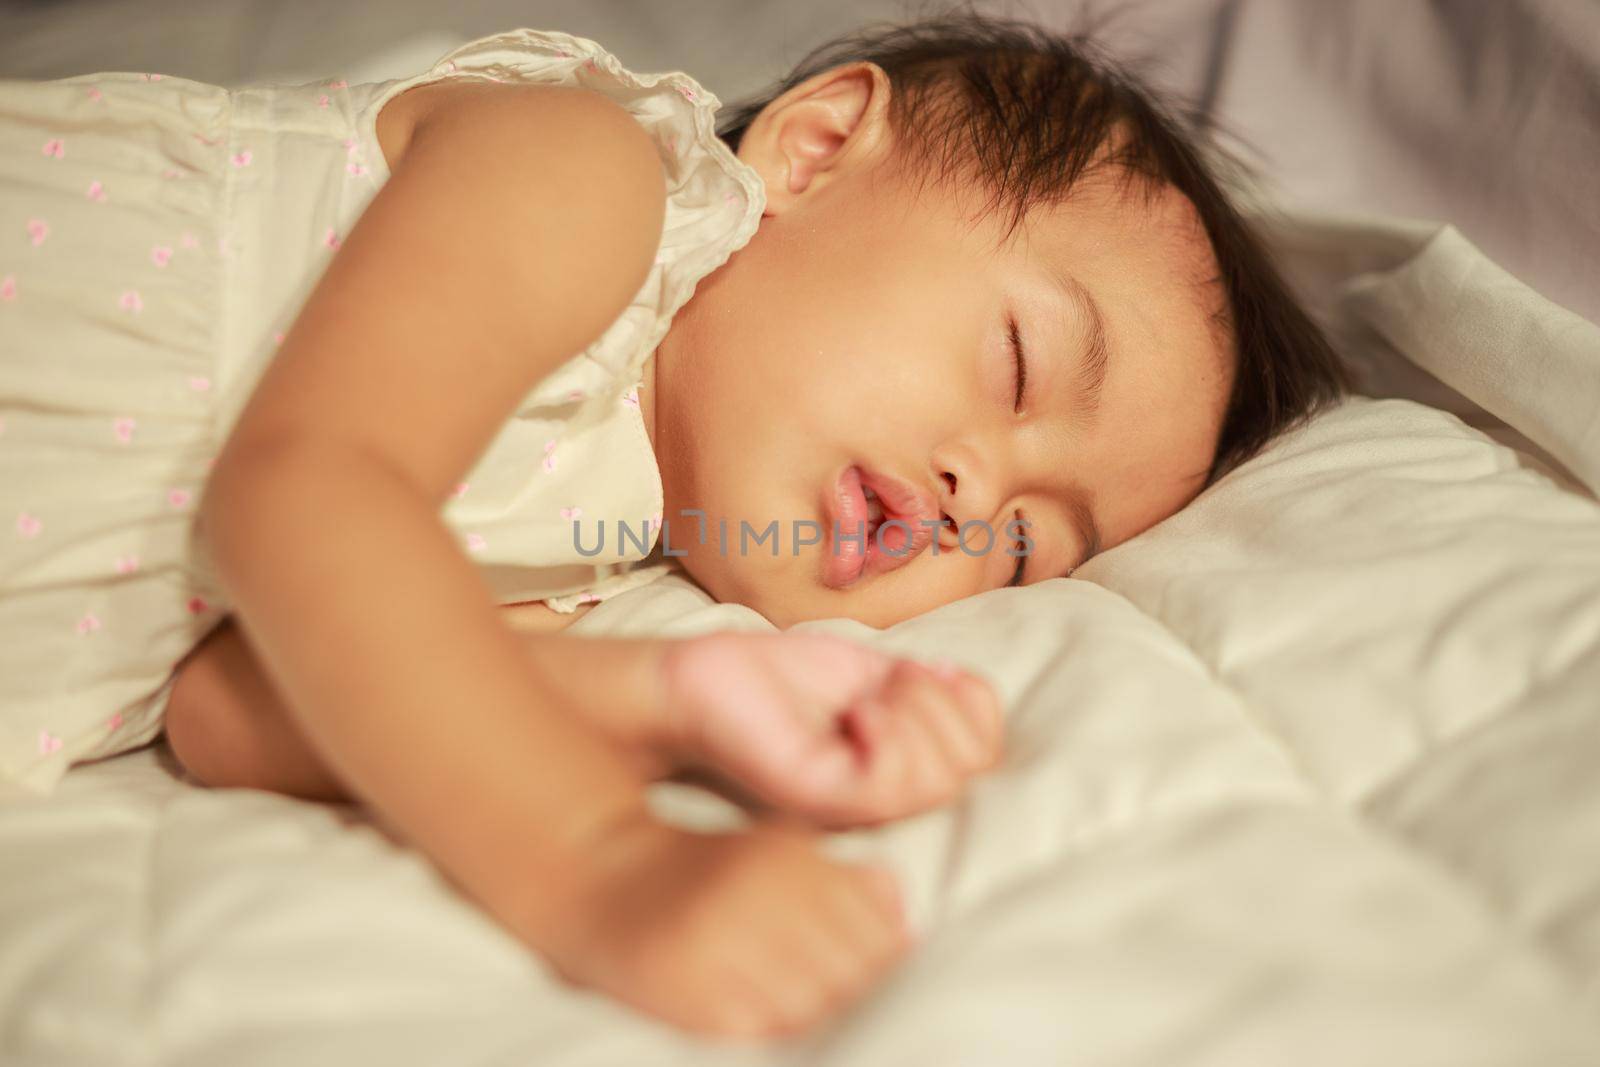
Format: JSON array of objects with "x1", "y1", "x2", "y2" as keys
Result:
[
  {"x1": 1006, "y1": 314, "x2": 1029, "y2": 585},
  {"x1": 1008, "y1": 314, "x2": 1028, "y2": 413},
  {"x1": 1007, "y1": 510, "x2": 1027, "y2": 587}
]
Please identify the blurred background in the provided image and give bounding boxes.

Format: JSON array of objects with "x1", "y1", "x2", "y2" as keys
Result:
[{"x1": 2, "y1": 0, "x2": 1596, "y2": 325}]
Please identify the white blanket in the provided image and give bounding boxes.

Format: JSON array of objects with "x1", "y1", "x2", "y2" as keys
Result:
[{"x1": 2, "y1": 205, "x2": 1598, "y2": 1064}]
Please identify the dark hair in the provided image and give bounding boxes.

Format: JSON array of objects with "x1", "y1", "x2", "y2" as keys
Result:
[{"x1": 714, "y1": 3, "x2": 1356, "y2": 489}]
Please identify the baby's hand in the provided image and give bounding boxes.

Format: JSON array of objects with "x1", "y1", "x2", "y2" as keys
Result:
[
  {"x1": 532, "y1": 813, "x2": 913, "y2": 1040},
  {"x1": 659, "y1": 631, "x2": 1005, "y2": 830}
]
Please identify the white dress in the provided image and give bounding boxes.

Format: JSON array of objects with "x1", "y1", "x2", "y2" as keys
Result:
[{"x1": 0, "y1": 27, "x2": 768, "y2": 796}]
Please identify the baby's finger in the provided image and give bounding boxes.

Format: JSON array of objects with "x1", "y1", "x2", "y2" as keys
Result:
[
  {"x1": 879, "y1": 663, "x2": 964, "y2": 799},
  {"x1": 839, "y1": 697, "x2": 885, "y2": 767},
  {"x1": 832, "y1": 865, "x2": 910, "y2": 954},
  {"x1": 905, "y1": 663, "x2": 993, "y2": 772},
  {"x1": 842, "y1": 697, "x2": 912, "y2": 814},
  {"x1": 773, "y1": 904, "x2": 868, "y2": 1021},
  {"x1": 931, "y1": 662, "x2": 1006, "y2": 768}
]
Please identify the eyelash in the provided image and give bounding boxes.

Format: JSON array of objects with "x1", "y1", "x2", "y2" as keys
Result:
[
  {"x1": 1007, "y1": 510, "x2": 1027, "y2": 587},
  {"x1": 1007, "y1": 315, "x2": 1029, "y2": 587},
  {"x1": 1008, "y1": 314, "x2": 1028, "y2": 413}
]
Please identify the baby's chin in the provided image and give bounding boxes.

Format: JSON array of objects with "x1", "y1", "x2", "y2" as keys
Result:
[
  {"x1": 676, "y1": 550, "x2": 790, "y2": 621},
  {"x1": 665, "y1": 543, "x2": 819, "y2": 627},
  {"x1": 661, "y1": 512, "x2": 956, "y2": 626},
  {"x1": 708, "y1": 566, "x2": 948, "y2": 630}
]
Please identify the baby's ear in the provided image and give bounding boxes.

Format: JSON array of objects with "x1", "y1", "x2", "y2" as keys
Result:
[{"x1": 737, "y1": 61, "x2": 895, "y2": 207}]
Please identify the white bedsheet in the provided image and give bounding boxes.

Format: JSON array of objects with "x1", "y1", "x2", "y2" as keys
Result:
[{"x1": 2, "y1": 205, "x2": 1598, "y2": 1065}]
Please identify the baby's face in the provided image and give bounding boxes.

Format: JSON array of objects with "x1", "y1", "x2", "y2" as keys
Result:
[{"x1": 647, "y1": 138, "x2": 1233, "y2": 629}]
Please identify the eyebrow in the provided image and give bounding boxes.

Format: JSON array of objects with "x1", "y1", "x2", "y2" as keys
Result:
[
  {"x1": 1041, "y1": 259, "x2": 1112, "y2": 424},
  {"x1": 1037, "y1": 260, "x2": 1111, "y2": 577},
  {"x1": 1062, "y1": 483, "x2": 1103, "y2": 575}
]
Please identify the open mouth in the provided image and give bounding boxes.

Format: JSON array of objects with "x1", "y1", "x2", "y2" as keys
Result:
[
  {"x1": 863, "y1": 484, "x2": 886, "y2": 535},
  {"x1": 822, "y1": 465, "x2": 935, "y2": 588},
  {"x1": 860, "y1": 482, "x2": 919, "y2": 556},
  {"x1": 822, "y1": 465, "x2": 871, "y2": 589}
]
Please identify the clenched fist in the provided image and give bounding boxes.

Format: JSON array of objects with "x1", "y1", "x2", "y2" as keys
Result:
[{"x1": 658, "y1": 630, "x2": 1005, "y2": 829}]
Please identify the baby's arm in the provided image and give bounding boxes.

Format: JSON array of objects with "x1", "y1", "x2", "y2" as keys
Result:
[
  {"x1": 200, "y1": 84, "x2": 669, "y2": 940},
  {"x1": 165, "y1": 612, "x2": 687, "y2": 798}
]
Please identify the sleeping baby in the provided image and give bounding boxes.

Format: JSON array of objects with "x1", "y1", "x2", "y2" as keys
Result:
[{"x1": 0, "y1": 8, "x2": 1351, "y2": 1043}]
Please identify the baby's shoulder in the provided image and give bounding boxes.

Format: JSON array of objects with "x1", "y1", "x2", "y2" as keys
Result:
[
  {"x1": 377, "y1": 78, "x2": 523, "y2": 144},
  {"x1": 374, "y1": 80, "x2": 463, "y2": 171},
  {"x1": 377, "y1": 77, "x2": 647, "y2": 176}
]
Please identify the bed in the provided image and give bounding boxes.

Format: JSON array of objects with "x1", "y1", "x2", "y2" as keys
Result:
[{"x1": 2, "y1": 2, "x2": 1597, "y2": 1063}]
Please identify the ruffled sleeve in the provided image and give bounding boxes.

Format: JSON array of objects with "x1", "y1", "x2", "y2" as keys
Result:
[
  {"x1": 377, "y1": 27, "x2": 768, "y2": 389},
  {"x1": 349, "y1": 28, "x2": 769, "y2": 608}
]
